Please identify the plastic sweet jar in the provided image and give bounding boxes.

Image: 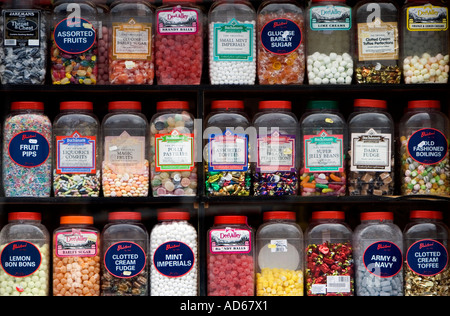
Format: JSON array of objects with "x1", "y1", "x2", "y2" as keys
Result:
[
  {"x1": 0, "y1": 212, "x2": 50, "y2": 296},
  {"x1": 204, "y1": 100, "x2": 251, "y2": 197},
  {"x1": 150, "y1": 210, "x2": 198, "y2": 296},
  {"x1": 255, "y1": 211, "x2": 304, "y2": 296},
  {"x1": 155, "y1": 0, "x2": 204, "y2": 85},
  {"x1": 101, "y1": 101, "x2": 149, "y2": 197},
  {"x1": 401, "y1": 0, "x2": 449, "y2": 83},
  {"x1": 257, "y1": 0, "x2": 305, "y2": 85},
  {"x1": 207, "y1": 215, "x2": 254, "y2": 296},
  {"x1": 2, "y1": 101, "x2": 52, "y2": 197},
  {"x1": 299, "y1": 100, "x2": 347, "y2": 196},
  {"x1": 52, "y1": 101, "x2": 101, "y2": 197},
  {"x1": 354, "y1": 0, "x2": 401, "y2": 83},
  {"x1": 51, "y1": 0, "x2": 99, "y2": 85},
  {"x1": 208, "y1": 0, "x2": 256, "y2": 85},
  {"x1": 96, "y1": 3, "x2": 110, "y2": 85},
  {"x1": 403, "y1": 210, "x2": 450, "y2": 296},
  {"x1": 252, "y1": 100, "x2": 299, "y2": 196},
  {"x1": 306, "y1": 0, "x2": 353, "y2": 85},
  {"x1": 150, "y1": 101, "x2": 196, "y2": 197},
  {"x1": 347, "y1": 99, "x2": 395, "y2": 196},
  {"x1": 305, "y1": 211, "x2": 354, "y2": 296},
  {"x1": 108, "y1": 0, "x2": 154, "y2": 85},
  {"x1": 353, "y1": 212, "x2": 403, "y2": 296},
  {"x1": 399, "y1": 100, "x2": 450, "y2": 196},
  {"x1": 101, "y1": 211, "x2": 149, "y2": 296},
  {"x1": 0, "y1": 0, "x2": 47, "y2": 84},
  {"x1": 53, "y1": 215, "x2": 101, "y2": 296}
]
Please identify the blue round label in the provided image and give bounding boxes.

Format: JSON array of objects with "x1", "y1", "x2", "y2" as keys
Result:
[
  {"x1": 407, "y1": 128, "x2": 448, "y2": 165},
  {"x1": 53, "y1": 17, "x2": 96, "y2": 54},
  {"x1": 0, "y1": 241, "x2": 41, "y2": 277},
  {"x1": 104, "y1": 241, "x2": 147, "y2": 278},
  {"x1": 260, "y1": 18, "x2": 301, "y2": 55},
  {"x1": 8, "y1": 131, "x2": 50, "y2": 168},
  {"x1": 407, "y1": 239, "x2": 448, "y2": 276},
  {"x1": 153, "y1": 241, "x2": 195, "y2": 278},
  {"x1": 363, "y1": 241, "x2": 402, "y2": 278}
]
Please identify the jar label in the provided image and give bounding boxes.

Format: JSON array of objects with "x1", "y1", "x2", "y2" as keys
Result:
[
  {"x1": 406, "y1": 6, "x2": 448, "y2": 31},
  {"x1": 357, "y1": 20, "x2": 398, "y2": 61},
  {"x1": 260, "y1": 18, "x2": 302, "y2": 55},
  {"x1": 310, "y1": 6, "x2": 352, "y2": 31},
  {"x1": 104, "y1": 241, "x2": 147, "y2": 278},
  {"x1": 209, "y1": 228, "x2": 251, "y2": 254},
  {"x1": 303, "y1": 130, "x2": 344, "y2": 172},
  {"x1": 55, "y1": 230, "x2": 98, "y2": 257},
  {"x1": 104, "y1": 131, "x2": 146, "y2": 174},
  {"x1": 8, "y1": 131, "x2": 50, "y2": 168},
  {"x1": 53, "y1": 17, "x2": 96, "y2": 54},
  {"x1": 363, "y1": 241, "x2": 403, "y2": 278},
  {"x1": 155, "y1": 130, "x2": 194, "y2": 172},
  {"x1": 406, "y1": 239, "x2": 448, "y2": 276},
  {"x1": 407, "y1": 128, "x2": 448, "y2": 165},
  {"x1": 112, "y1": 19, "x2": 152, "y2": 60},
  {"x1": 153, "y1": 241, "x2": 195, "y2": 278},
  {"x1": 213, "y1": 18, "x2": 254, "y2": 62},
  {"x1": 351, "y1": 130, "x2": 391, "y2": 172},
  {"x1": 3, "y1": 9, "x2": 41, "y2": 47},
  {"x1": 56, "y1": 131, "x2": 96, "y2": 174},
  {"x1": 208, "y1": 129, "x2": 248, "y2": 172},
  {"x1": 269, "y1": 239, "x2": 288, "y2": 253},
  {"x1": 0, "y1": 241, "x2": 41, "y2": 278},
  {"x1": 257, "y1": 131, "x2": 296, "y2": 172},
  {"x1": 157, "y1": 6, "x2": 198, "y2": 35}
]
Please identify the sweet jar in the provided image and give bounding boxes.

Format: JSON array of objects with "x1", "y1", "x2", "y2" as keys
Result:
[
  {"x1": 204, "y1": 100, "x2": 251, "y2": 197},
  {"x1": 255, "y1": 211, "x2": 304, "y2": 296},
  {"x1": 96, "y1": 3, "x2": 110, "y2": 85},
  {"x1": 101, "y1": 101, "x2": 149, "y2": 197},
  {"x1": 0, "y1": 212, "x2": 50, "y2": 296}
]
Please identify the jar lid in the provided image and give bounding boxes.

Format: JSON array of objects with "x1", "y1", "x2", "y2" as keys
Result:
[
  {"x1": 108, "y1": 101, "x2": 142, "y2": 111},
  {"x1": 11, "y1": 101, "x2": 44, "y2": 111},
  {"x1": 157, "y1": 211, "x2": 190, "y2": 221},
  {"x1": 214, "y1": 215, "x2": 247, "y2": 225},
  {"x1": 354, "y1": 99, "x2": 387, "y2": 109},
  {"x1": 263, "y1": 211, "x2": 296, "y2": 221},
  {"x1": 307, "y1": 100, "x2": 338, "y2": 110},
  {"x1": 211, "y1": 100, "x2": 244, "y2": 110},
  {"x1": 157, "y1": 101, "x2": 189, "y2": 111},
  {"x1": 258, "y1": 100, "x2": 291, "y2": 110},
  {"x1": 312, "y1": 211, "x2": 345, "y2": 220},
  {"x1": 410, "y1": 210, "x2": 443, "y2": 220},
  {"x1": 360, "y1": 212, "x2": 393, "y2": 221},
  {"x1": 60, "y1": 101, "x2": 93, "y2": 111},
  {"x1": 8, "y1": 212, "x2": 41, "y2": 221},
  {"x1": 108, "y1": 212, "x2": 141, "y2": 221},
  {"x1": 313, "y1": 0, "x2": 345, "y2": 2},
  {"x1": 408, "y1": 100, "x2": 440, "y2": 110},
  {"x1": 60, "y1": 215, "x2": 94, "y2": 225}
]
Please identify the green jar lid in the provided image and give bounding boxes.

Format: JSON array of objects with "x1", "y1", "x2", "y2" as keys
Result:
[{"x1": 307, "y1": 100, "x2": 338, "y2": 110}]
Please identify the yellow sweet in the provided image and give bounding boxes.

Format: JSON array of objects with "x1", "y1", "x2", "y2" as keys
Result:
[{"x1": 256, "y1": 268, "x2": 303, "y2": 296}]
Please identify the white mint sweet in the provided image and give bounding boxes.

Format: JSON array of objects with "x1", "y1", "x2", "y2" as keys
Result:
[
  {"x1": 403, "y1": 53, "x2": 449, "y2": 84},
  {"x1": 307, "y1": 52, "x2": 353, "y2": 84}
]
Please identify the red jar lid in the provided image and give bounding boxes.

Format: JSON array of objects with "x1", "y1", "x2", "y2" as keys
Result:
[
  {"x1": 211, "y1": 100, "x2": 244, "y2": 110},
  {"x1": 354, "y1": 99, "x2": 387, "y2": 109},
  {"x1": 60, "y1": 101, "x2": 93, "y2": 111},
  {"x1": 108, "y1": 101, "x2": 142, "y2": 111},
  {"x1": 312, "y1": 211, "x2": 345, "y2": 220},
  {"x1": 157, "y1": 211, "x2": 190, "y2": 221},
  {"x1": 214, "y1": 215, "x2": 247, "y2": 225},
  {"x1": 408, "y1": 100, "x2": 440, "y2": 109},
  {"x1": 157, "y1": 101, "x2": 189, "y2": 111},
  {"x1": 258, "y1": 100, "x2": 291, "y2": 110},
  {"x1": 8, "y1": 212, "x2": 41, "y2": 221},
  {"x1": 109, "y1": 212, "x2": 141, "y2": 221},
  {"x1": 263, "y1": 211, "x2": 296, "y2": 221},
  {"x1": 11, "y1": 101, "x2": 44, "y2": 111},
  {"x1": 361, "y1": 212, "x2": 393, "y2": 221},
  {"x1": 410, "y1": 210, "x2": 443, "y2": 220},
  {"x1": 60, "y1": 216, "x2": 93, "y2": 225}
]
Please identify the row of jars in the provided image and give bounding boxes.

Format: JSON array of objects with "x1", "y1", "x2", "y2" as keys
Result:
[
  {"x1": 1, "y1": 209, "x2": 448, "y2": 296},
  {"x1": 2, "y1": 98, "x2": 449, "y2": 197},
  {"x1": 0, "y1": 0, "x2": 448, "y2": 85}
]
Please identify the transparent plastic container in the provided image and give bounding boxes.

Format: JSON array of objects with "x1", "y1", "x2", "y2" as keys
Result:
[
  {"x1": 306, "y1": 0, "x2": 353, "y2": 84},
  {"x1": 2, "y1": 101, "x2": 52, "y2": 197},
  {"x1": 252, "y1": 100, "x2": 299, "y2": 196},
  {"x1": 207, "y1": 215, "x2": 254, "y2": 296},
  {"x1": 401, "y1": 0, "x2": 449, "y2": 83},
  {"x1": 51, "y1": 0, "x2": 99, "y2": 85},
  {"x1": 109, "y1": 0, "x2": 154, "y2": 84},
  {"x1": 354, "y1": 0, "x2": 401, "y2": 83},
  {"x1": 101, "y1": 101, "x2": 149, "y2": 197},
  {"x1": 155, "y1": 0, "x2": 204, "y2": 85},
  {"x1": 257, "y1": 0, "x2": 305, "y2": 85},
  {"x1": 299, "y1": 100, "x2": 347, "y2": 196},
  {"x1": 53, "y1": 215, "x2": 101, "y2": 296},
  {"x1": 53, "y1": 101, "x2": 101, "y2": 197},
  {"x1": 399, "y1": 100, "x2": 450, "y2": 196},
  {"x1": 101, "y1": 211, "x2": 149, "y2": 296},
  {"x1": 305, "y1": 211, "x2": 354, "y2": 296},
  {"x1": 353, "y1": 212, "x2": 403, "y2": 296},
  {"x1": 96, "y1": 3, "x2": 110, "y2": 85},
  {"x1": 150, "y1": 210, "x2": 198, "y2": 296},
  {"x1": 256, "y1": 211, "x2": 304, "y2": 296},
  {"x1": 403, "y1": 210, "x2": 450, "y2": 296},
  {"x1": 348, "y1": 99, "x2": 395, "y2": 196},
  {"x1": 208, "y1": 0, "x2": 256, "y2": 84},
  {"x1": 204, "y1": 100, "x2": 251, "y2": 197},
  {"x1": 150, "y1": 101, "x2": 196, "y2": 197},
  {"x1": 0, "y1": 212, "x2": 50, "y2": 296}
]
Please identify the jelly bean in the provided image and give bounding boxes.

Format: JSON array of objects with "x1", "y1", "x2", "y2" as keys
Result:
[{"x1": 300, "y1": 172, "x2": 346, "y2": 196}]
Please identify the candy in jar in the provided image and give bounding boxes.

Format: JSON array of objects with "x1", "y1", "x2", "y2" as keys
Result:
[
  {"x1": 0, "y1": 212, "x2": 50, "y2": 296},
  {"x1": 96, "y1": 3, "x2": 110, "y2": 85},
  {"x1": 2, "y1": 101, "x2": 52, "y2": 197},
  {"x1": 155, "y1": 0, "x2": 204, "y2": 85},
  {"x1": 150, "y1": 210, "x2": 198, "y2": 296},
  {"x1": 399, "y1": 100, "x2": 449, "y2": 196},
  {"x1": 53, "y1": 101, "x2": 101, "y2": 197},
  {"x1": 101, "y1": 212, "x2": 148, "y2": 296},
  {"x1": 51, "y1": 0, "x2": 99, "y2": 85},
  {"x1": 53, "y1": 216, "x2": 101, "y2": 296},
  {"x1": 109, "y1": 0, "x2": 154, "y2": 85},
  {"x1": 102, "y1": 101, "x2": 149, "y2": 197},
  {"x1": 257, "y1": 0, "x2": 305, "y2": 85}
]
